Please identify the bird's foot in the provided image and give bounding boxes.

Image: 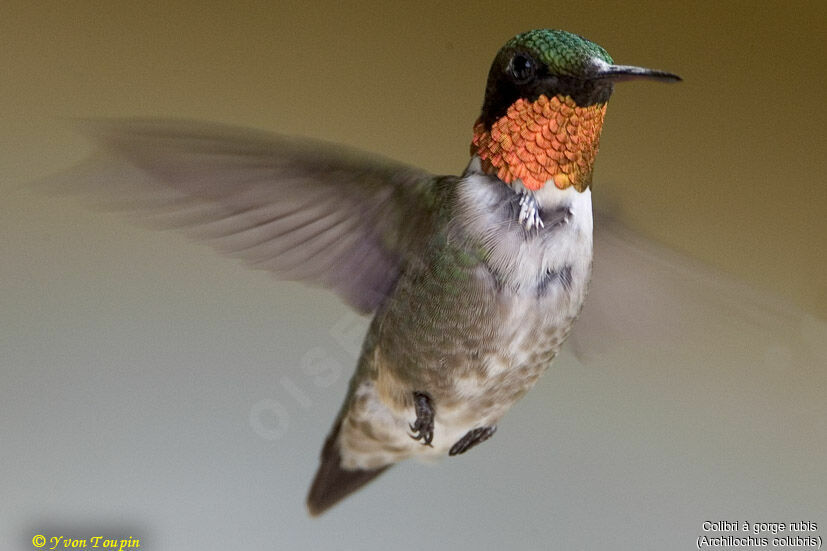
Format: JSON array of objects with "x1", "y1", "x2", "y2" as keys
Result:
[
  {"x1": 449, "y1": 425, "x2": 497, "y2": 456},
  {"x1": 409, "y1": 392, "x2": 434, "y2": 446},
  {"x1": 518, "y1": 190, "x2": 544, "y2": 232}
]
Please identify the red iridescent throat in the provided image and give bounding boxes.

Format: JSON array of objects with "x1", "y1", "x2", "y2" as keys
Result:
[{"x1": 471, "y1": 94, "x2": 607, "y2": 192}]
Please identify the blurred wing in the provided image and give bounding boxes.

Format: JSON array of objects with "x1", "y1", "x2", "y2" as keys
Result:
[
  {"x1": 50, "y1": 119, "x2": 439, "y2": 313},
  {"x1": 568, "y1": 215, "x2": 826, "y2": 370}
]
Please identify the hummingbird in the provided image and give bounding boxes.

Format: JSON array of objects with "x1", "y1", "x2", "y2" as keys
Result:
[{"x1": 63, "y1": 29, "x2": 680, "y2": 515}]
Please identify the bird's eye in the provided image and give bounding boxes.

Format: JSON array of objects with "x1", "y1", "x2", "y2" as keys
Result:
[{"x1": 510, "y1": 54, "x2": 535, "y2": 83}]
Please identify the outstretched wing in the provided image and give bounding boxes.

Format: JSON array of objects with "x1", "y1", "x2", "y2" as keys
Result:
[
  {"x1": 53, "y1": 119, "x2": 438, "y2": 313},
  {"x1": 569, "y1": 215, "x2": 826, "y2": 369}
]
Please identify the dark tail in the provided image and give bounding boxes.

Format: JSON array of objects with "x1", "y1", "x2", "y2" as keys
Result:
[{"x1": 306, "y1": 420, "x2": 390, "y2": 516}]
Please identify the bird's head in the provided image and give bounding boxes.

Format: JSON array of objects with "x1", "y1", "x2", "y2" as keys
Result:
[{"x1": 471, "y1": 29, "x2": 680, "y2": 192}]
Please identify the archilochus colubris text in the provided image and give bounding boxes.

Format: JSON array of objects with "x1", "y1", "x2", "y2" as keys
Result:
[{"x1": 67, "y1": 29, "x2": 680, "y2": 515}]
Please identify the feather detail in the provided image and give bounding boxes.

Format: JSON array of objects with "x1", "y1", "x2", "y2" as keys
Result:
[
  {"x1": 471, "y1": 95, "x2": 606, "y2": 192},
  {"x1": 44, "y1": 118, "x2": 439, "y2": 313}
]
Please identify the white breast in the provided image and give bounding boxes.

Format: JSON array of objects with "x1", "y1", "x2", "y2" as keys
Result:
[{"x1": 458, "y1": 156, "x2": 594, "y2": 308}]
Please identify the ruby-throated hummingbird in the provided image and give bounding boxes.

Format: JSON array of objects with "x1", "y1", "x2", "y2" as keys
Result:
[{"x1": 61, "y1": 30, "x2": 680, "y2": 515}]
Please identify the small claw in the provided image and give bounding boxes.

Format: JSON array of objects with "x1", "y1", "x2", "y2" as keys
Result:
[
  {"x1": 409, "y1": 391, "x2": 435, "y2": 447},
  {"x1": 449, "y1": 426, "x2": 497, "y2": 456}
]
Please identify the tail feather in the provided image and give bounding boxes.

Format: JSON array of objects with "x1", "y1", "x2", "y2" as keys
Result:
[{"x1": 306, "y1": 421, "x2": 390, "y2": 516}]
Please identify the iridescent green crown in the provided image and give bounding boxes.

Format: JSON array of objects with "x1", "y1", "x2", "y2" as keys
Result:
[{"x1": 502, "y1": 29, "x2": 614, "y2": 76}]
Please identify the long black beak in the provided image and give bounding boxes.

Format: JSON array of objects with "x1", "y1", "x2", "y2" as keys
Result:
[{"x1": 590, "y1": 60, "x2": 682, "y2": 83}]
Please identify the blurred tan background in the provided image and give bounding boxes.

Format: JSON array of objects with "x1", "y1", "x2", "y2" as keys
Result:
[
  {"x1": 2, "y1": 1, "x2": 824, "y2": 316},
  {"x1": 2, "y1": 2, "x2": 825, "y2": 550}
]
